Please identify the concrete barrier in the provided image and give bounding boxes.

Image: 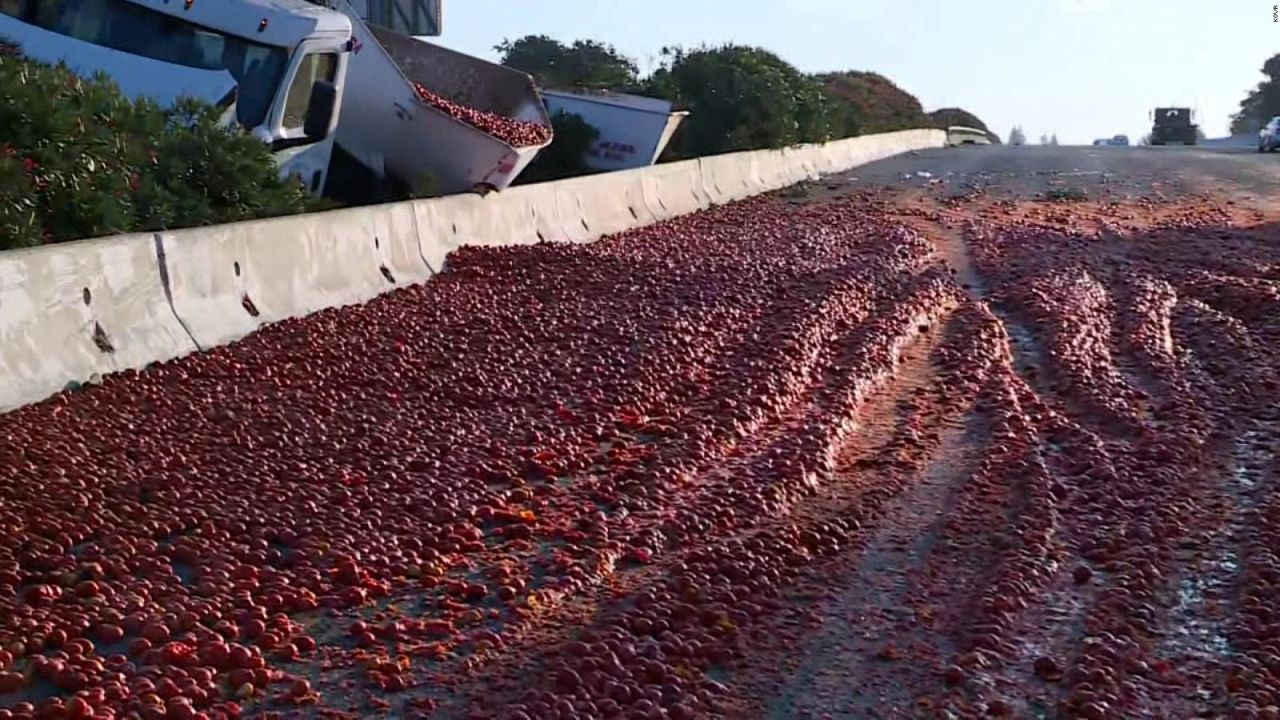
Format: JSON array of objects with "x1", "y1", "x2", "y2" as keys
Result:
[
  {"x1": 777, "y1": 145, "x2": 820, "y2": 185},
  {"x1": 800, "y1": 142, "x2": 841, "y2": 178},
  {"x1": 1, "y1": 128, "x2": 945, "y2": 412},
  {"x1": 552, "y1": 169, "x2": 655, "y2": 243},
  {"x1": 755, "y1": 149, "x2": 800, "y2": 192},
  {"x1": 379, "y1": 202, "x2": 435, "y2": 286},
  {"x1": 164, "y1": 201, "x2": 426, "y2": 350},
  {"x1": 413, "y1": 181, "x2": 563, "y2": 272},
  {"x1": 639, "y1": 159, "x2": 710, "y2": 221},
  {"x1": 0, "y1": 232, "x2": 197, "y2": 412},
  {"x1": 832, "y1": 136, "x2": 872, "y2": 172},
  {"x1": 699, "y1": 150, "x2": 769, "y2": 205},
  {"x1": 839, "y1": 129, "x2": 940, "y2": 170}
]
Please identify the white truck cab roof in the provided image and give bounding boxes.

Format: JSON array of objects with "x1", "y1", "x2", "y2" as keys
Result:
[
  {"x1": 0, "y1": 0, "x2": 352, "y2": 127},
  {"x1": 131, "y1": 0, "x2": 351, "y2": 47}
]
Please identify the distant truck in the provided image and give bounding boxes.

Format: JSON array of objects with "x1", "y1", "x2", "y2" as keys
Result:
[{"x1": 1149, "y1": 108, "x2": 1198, "y2": 146}]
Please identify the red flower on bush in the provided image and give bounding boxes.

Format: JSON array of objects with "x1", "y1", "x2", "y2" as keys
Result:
[{"x1": 22, "y1": 157, "x2": 38, "y2": 174}]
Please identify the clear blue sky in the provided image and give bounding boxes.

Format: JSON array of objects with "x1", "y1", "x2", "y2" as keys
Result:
[{"x1": 429, "y1": 0, "x2": 1276, "y2": 144}]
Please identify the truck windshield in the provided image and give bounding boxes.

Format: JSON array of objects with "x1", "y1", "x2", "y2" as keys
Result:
[{"x1": 0, "y1": 0, "x2": 289, "y2": 129}]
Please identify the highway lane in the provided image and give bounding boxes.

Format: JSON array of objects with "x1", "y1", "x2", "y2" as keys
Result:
[{"x1": 839, "y1": 144, "x2": 1280, "y2": 204}]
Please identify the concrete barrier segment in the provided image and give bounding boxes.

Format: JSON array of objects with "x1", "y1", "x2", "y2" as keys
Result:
[{"x1": 0, "y1": 232, "x2": 198, "y2": 412}]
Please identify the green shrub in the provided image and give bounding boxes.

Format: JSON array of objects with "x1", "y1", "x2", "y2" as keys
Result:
[
  {"x1": 1231, "y1": 53, "x2": 1280, "y2": 134},
  {"x1": 928, "y1": 107, "x2": 1000, "y2": 144},
  {"x1": 643, "y1": 45, "x2": 832, "y2": 160},
  {"x1": 818, "y1": 71, "x2": 930, "y2": 138},
  {"x1": 0, "y1": 43, "x2": 314, "y2": 250},
  {"x1": 497, "y1": 36, "x2": 639, "y2": 92}
]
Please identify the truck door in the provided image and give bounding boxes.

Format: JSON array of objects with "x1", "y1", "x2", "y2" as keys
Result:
[{"x1": 268, "y1": 39, "x2": 348, "y2": 196}]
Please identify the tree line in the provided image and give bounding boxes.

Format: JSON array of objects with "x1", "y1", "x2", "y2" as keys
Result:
[
  {"x1": 499, "y1": 36, "x2": 997, "y2": 180},
  {"x1": 1230, "y1": 53, "x2": 1280, "y2": 134}
]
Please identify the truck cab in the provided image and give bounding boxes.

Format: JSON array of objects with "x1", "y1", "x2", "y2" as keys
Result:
[
  {"x1": 1149, "y1": 107, "x2": 1197, "y2": 146},
  {"x1": 0, "y1": 0, "x2": 352, "y2": 194}
]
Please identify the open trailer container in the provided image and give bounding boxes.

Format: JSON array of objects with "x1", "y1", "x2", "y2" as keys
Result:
[
  {"x1": 542, "y1": 90, "x2": 688, "y2": 172},
  {"x1": 328, "y1": 0, "x2": 552, "y2": 197}
]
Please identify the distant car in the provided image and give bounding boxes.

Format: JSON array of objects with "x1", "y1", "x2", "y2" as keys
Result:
[
  {"x1": 1259, "y1": 116, "x2": 1280, "y2": 152},
  {"x1": 1111, "y1": 134, "x2": 1129, "y2": 146},
  {"x1": 946, "y1": 126, "x2": 992, "y2": 146},
  {"x1": 1092, "y1": 139, "x2": 1109, "y2": 146}
]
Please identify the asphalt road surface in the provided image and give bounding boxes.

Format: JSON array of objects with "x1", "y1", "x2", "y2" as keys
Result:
[{"x1": 840, "y1": 144, "x2": 1280, "y2": 203}]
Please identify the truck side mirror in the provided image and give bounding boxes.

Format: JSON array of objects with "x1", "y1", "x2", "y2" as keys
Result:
[{"x1": 304, "y1": 81, "x2": 338, "y2": 141}]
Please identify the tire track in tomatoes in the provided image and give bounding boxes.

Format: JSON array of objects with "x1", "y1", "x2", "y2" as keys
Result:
[
  {"x1": 960, "y1": 203, "x2": 1207, "y2": 718},
  {"x1": 925, "y1": 192, "x2": 1280, "y2": 718},
  {"x1": 888, "y1": 195, "x2": 1089, "y2": 716},
  {"x1": 414, "y1": 261, "x2": 938, "y2": 716},
  {"x1": 280, "y1": 197, "x2": 957, "y2": 717},
  {"x1": 7, "y1": 175, "x2": 1280, "y2": 719},
  {"x1": 1162, "y1": 270, "x2": 1280, "y2": 714},
  {"x1": 430, "y1": 272, "x2": 962, "y2": 718},
  {"x1": 905, "y1": 182, "x2": 1280, "y2": 715},
  {"x1": 723, "y1": 312, "x2": 985, "y2": 719},
  {"x1": 0, "y1": 195, "x2": 959, "y2": 720}
]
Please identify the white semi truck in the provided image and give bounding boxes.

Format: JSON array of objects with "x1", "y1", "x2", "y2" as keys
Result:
[{"x1": 0, "y1": 0, "x2": 551, "y2": 201}]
